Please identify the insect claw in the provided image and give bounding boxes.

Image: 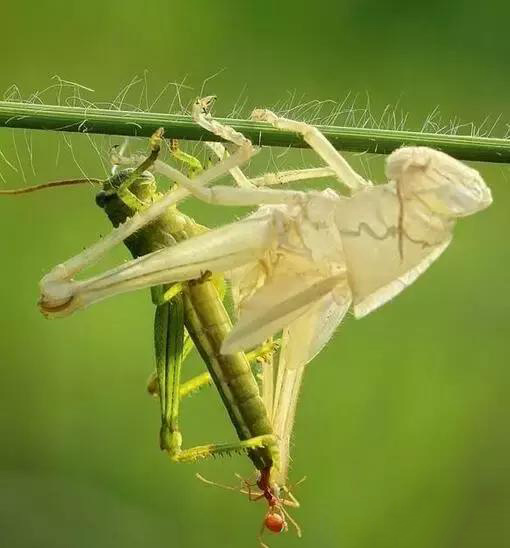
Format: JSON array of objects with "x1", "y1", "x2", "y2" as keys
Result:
[
  {"x1": 149, "y1": 127, "x2": 164, "y2": 152},
  {"x1": 194, "y1": 95, "x2": 217, "y2": 116}
]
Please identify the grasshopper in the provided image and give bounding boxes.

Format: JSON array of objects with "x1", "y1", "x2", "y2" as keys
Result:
[
  {"x1": 0, "y1": 129, "x2": 280, "y2": 469},
  {"x1": 95, "y1": 136, "x2": 306, "y2": 543},
  {"x1": 1, "y1": 123, "x2": 305, "y2": 544},
  {"x1": 9, "y1": 98, "x2": 491, "y2": 545},
  {"x1": 37, "y1": 99, "x2": 492, "y2": 369}
]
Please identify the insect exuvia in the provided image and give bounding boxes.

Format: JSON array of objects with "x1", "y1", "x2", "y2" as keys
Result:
[
  {"x1": 1, "y1": 96, "x2": 493, "y2": 547},
  {"x1": 36, "y1": 98, "x2": 492, "y2": 368}
]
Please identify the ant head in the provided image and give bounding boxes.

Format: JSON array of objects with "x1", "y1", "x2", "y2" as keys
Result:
[{"x1": 264, "y1": 510, "x2": 286, "y2": 534}]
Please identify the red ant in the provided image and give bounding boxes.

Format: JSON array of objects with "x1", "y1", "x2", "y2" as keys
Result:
[{"x1": 196, "y1": 466, "x2": 302, "y2": 547}]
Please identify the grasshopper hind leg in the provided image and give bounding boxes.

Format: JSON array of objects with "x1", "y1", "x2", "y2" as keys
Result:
[{"x1": 154, "y1": 284, "x2": 280, "y2": 466}]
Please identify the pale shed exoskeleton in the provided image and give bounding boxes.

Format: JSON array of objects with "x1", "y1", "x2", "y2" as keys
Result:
[{"x1": 38, "y1": 98, "x2": 492, "y2": 371}]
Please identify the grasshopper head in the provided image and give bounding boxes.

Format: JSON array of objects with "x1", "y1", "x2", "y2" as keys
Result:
[{"x1": 95, "y1": 169, "x2": 156, "y2": 209}]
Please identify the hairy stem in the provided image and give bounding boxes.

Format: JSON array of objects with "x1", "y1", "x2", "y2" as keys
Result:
[{"x1": 0, "y1": 101, "x2": 509, "y2": 163}]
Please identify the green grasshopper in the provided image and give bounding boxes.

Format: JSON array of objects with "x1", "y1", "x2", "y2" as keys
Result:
[
  {"x1": 1, "y1": 130, "x2": 278, "y2": 469},
  {"x1": 1, "y1": 127, "x2": 303, "y2": 543},
  {"x1": 97, "y1": 133, "x2": 280, "y2": 472},
  {"x1": 104, "y1": 130, "x2": 302, "y2": 544}
]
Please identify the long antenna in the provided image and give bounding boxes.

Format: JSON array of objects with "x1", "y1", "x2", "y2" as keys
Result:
[{"x1": 0, "y1": 178, "x2": 102, "y2": 195}]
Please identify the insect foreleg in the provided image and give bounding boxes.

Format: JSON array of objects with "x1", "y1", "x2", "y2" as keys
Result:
[
  {"x1": 116, "y1": 128, "x2": 163, "y2": 197},
  {"x1": 168, "y1": 140, "x2": 205, "y2": 177},
  {"x1": 39, "y1": 138, "x2": 257, "y2": 312},
  {"x1": 250, "y1": 167, "x2": 336, "y2": 187},
  {"x1": 193, "y1": 96, "x2": 254, "y2": 150},
  {"x1": 205, "y1": 141, "x2": 256, "y2": 189},
  {"x1": 251, "y1": 108, "x2": 371, "y2": 192},
  {"x1": 161, "y1": 181, "x2": 308, "y2": 207}
]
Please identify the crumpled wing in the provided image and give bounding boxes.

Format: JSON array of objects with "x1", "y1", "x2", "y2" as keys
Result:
[
  {"x1": 335, "y1": 183, "x2": 454, "y2": 318},
  {"x1": 268, "y1": 289, "x2": 350, "y2": 484},
  {"x1": 281, "y1": 288, "x2": 351, "y2": 370},
  {"x1": 221, "y1": 268, "x2": 350, "y2": 355},
  {"x1": 268, "y1": 328, "x2": 304, "y2": 487}
]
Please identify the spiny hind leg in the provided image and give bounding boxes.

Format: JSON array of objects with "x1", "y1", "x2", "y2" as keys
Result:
[
  {"x1": 153, "y1": 284, "x2": 279, "y2": 464},
  {"x1": 251, "y1": 108, "x2": 371, "y2": 192},
  {"x1": 169, "y1": 434, "x2": 278, "y2": 463}
]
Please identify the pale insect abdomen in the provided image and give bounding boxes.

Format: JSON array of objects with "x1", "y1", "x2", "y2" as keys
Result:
[{"x1": 334, "y1": 184, "x2": 453, "y2": 317}]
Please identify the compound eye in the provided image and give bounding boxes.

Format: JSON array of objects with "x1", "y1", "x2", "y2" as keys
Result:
[
  {"x1": 264, "y1": 513, "x2": 285, "y2": 534},
  {"x1": 95, "y1": 191, "x2": 112, "y2": 208}
]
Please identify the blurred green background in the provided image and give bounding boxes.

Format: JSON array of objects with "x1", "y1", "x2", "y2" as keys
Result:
[{"x1": 0, "y1": 1, "x2": 509, "y2": 547}]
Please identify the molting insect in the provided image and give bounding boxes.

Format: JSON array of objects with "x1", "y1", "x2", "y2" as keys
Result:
[
  {"x1": 38, "y1": 98, "x2": 492, "y2": 370},
  {"x1": 3, "y1": 97, "x2": 492, "y2": 547},
  {"x1": 1, "y1": 123, "x2": 306, "y2": 545}
]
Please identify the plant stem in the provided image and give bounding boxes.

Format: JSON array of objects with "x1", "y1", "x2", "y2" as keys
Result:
[{"x1": 0, "y1": 101, "x2": 509, "y2": 163}]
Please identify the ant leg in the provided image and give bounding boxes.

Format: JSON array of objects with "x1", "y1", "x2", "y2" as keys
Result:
[
  {"x1": 195, "y1": 473, "x2": 257, "y2": 499},
  {"x1": 196, "y1": 474, "x2": 240, "y2": 492},
  {"x1": 235, "y1": 473, "x2": 264, "y2": 501},
  {"x1": 280, "y1": 489, "x2": 300, "y2": 509},
  {"x1": 258, "y1": 522, "x2": 271, "y2": 548},
  {"x1": 280, "y1": 505, "x2": 302, "y2": 538}
]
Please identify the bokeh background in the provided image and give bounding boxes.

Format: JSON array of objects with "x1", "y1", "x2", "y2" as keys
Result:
[{"x1": 1, "y1": 2, "x2": 509, "y2": 547}]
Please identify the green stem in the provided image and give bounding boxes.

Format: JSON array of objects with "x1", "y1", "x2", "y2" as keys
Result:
[{"x1": 0, "y1": 101, "x2": 509, "y2": 163}]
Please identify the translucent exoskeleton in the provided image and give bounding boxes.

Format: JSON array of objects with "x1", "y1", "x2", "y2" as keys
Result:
[{"x1": 37, "y1": 98, "x2": 492, "y2": 371}]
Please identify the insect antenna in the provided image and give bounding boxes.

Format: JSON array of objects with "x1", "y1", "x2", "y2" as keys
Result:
[{"x1": 0, "y1": 178, "x2": 102, "y2": 195}]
